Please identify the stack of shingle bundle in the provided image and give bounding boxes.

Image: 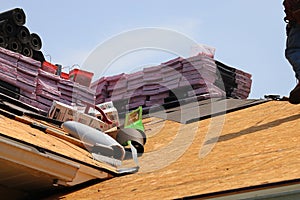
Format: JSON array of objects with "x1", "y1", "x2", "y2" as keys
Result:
[
  {"x1": 0, "y1": 47, "x2": 18, "y2": 88},
  {"x1": 215, "y1": 60, "x2": 252, "y2": 99},
  {"x1": 109, "y1": 75, "x2": 128, "y2": 102},
  {"x1": 16, "y1": 54, "x2": 41, "y2": 107},
  {"x1": 57, "y1": 79, "x2": 75, "y2": 106},
  {"x1": 72, "y1": 83, "x2": 96, "y2": 106},
  {"x1": 90, "y1": 77, "x2": 108, "y2": 105},
  {"x1": 36, "y1": 69, "x2": 61, "y2": 112},
  {"x1": 0, "y1": 48, "x2": 20, "y2": 99},
  {"x1": 157, "y1": 57, "x2": 184, "y2": 105},
  {"x1": 233, "y1": 69, "x2": 252, "y2": 99},
  {"x1": 105, "y1": 73, "x2": 126, "y2": 102},
  {"x1": 16, "y1": 56, "x2": 39, "y2": 100},
  {"x1": 160, "y1": 57, "x2": 183, "y2": 92},
  {"x1": 180, "y1": 54, "x2": 225, "y2": 100},
  {"x1": 57, "y1": 79, "x2": 96, "y2": 107},
  {"x1": 142, "y1": 65, "x2": 164, "y2": 108},
  {"x1": 92, "y1": 54, "x2": 253, "y2": 114},
  {"x1": 0, "y1": 8, "x2": 44, "y2": 63},
  {"x1": 123, "y1": 71, "x2": 144, "y2": 110},
  {"x1": 0, "y1": 47, "x2": 45, "y2": 109}
]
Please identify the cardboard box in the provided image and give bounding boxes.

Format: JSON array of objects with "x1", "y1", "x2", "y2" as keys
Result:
[
  {"x1": 89, "y1": 116, "x2": 109, "y2": 131},
  {"x1": 48, "y1": 101, "x2": 73, "y2": 121},
  {"x1": 96, "y1": 101, "x2": 120, "y2": 127},
  {"x1": 48, "y1": 100, "x2": 115, "y2": 132}
]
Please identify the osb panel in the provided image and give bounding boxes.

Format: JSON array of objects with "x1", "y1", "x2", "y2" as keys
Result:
[
  {"x1": 49, "y1": 101, "x2": 300, "y2": 199},
  {"x1": 0, "y1": 115, "x2": 116, "y2": 172}
]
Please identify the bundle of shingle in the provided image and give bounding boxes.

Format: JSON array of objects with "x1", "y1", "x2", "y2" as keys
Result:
[
  {"x1": 0, "y1": 47, "x2": 96, "y2": 112},
  {"x1": 36, "y1": 73, "x2": 95, "y2": 110},
  {"x1": 36, "y1": 69, "x2": 61, "y2": 111},
  {"x1": 92, "y1": 54, "x2": 252, "y2": 113},
  {"x1": 57, "y1": 79, "x2": 74, "y2": 105},
  {"x1": 106, "y1": 73, "x2": 126, "y2": 102},
  {"x1": 90, "y1": 77, "x2": 108, "y2": 105},
  {"x1": 0, "y1": 47, "x2": 40, "y2": 107},
  {"x1": 0, "y1": 47, "x2": 57, "y2": 112},
  {"x1": 72, "y1": 83, "x2": 96, "y2": 106},
  {"x1": 215, "y1": 61, "x2": 252, "y2": 99},
  {"x1": 125, "y1": 71, "x2": 144, "y2": 110}
]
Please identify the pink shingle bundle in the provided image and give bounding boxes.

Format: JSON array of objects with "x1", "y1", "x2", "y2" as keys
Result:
[
  {"x1": 161, "y1": 57, "x2": 183, "y2": 90},
  {"x1": 72, "y1": 83, "x2": 95, "y2": 105},
  {"x1": 0, "y1": 60, "x2": 17, "y2": 85},
  {"x1": 0, "y1": 59, "x2": 17, "y2": 77},
  {"x1": 0, "y1": 47, "x2": 47, "y2": 110},
  {"x1": 91, "y1": 77, "x2": 108, "y2": 105},
  {"x1": 58, "y1": 78, "x2": 96, "y2": 107},
  {"x1": 36, "y1": 70, "x2": 61, "y2": 112},
  {"x1": 105, "y1": 73, "x2": 126, "y2": 102},
  {"x1": 126, "y1": 87, "x2": 145, "y2": 110},
  {"x1": 92, "y1": 54, "x2": 243, "y2": 113},
  {"x1": 16, "y1": 55, "x2": 40, "y2": 98},
  {"x1": 138, "y1": 66, "x2": 163, "y2": 108},
  {"x1": 109, "y1": 75, "x2": 128, "y2": 101},
  {"x1": 57, "y1": 79, "x2": 74, "y2": 105},
  {"x1": 232, "y1": 70, "x2": 252, "y2": 99},
  {"x1": 0, "y1": 48, "x2": 19, "y2": 65},
  {"x1": 180, "y1": 55, "x2": 225, "y2": 99},
  {"x1": 126, "y1": 71, "x2": 144, "y2": 96},
  {"x1": 0, "y1": 47, "x2": 97, "y2": 113},
  {"x1": 0, "y1": 49, "x2": 19, "y2": 86},
  {"x1": 181, "y1": 55, "x2": 217, "y2": 87}
]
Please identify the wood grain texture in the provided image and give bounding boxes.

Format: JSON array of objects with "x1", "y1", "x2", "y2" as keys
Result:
[
  {"x1": 45, "y1": 101, "x2": 300, "y2": 199},
  {"x1": 0, "y1": 114, "x2": 116, "y2": 172}
]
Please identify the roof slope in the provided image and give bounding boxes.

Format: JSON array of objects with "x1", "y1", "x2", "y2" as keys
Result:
[{"x1": 46, "y1": 101, "x2": 300, "y2": 199}]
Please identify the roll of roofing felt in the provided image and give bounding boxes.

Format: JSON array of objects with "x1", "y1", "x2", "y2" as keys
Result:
[
  {"x1": 32, "y1": 50, "x2": 45, "y2": 63},
  {"x1": 0, "y1": 8, "x2": 26, "y2": 26},
  {"x1": 116, "y1": 128, "x2": 146, "y2": 154},
  {"x1": 29, "y1": 33, "x2": 42, "y2": 51},
  {"x1": 7, "y1": 37, "x2": 22, "y2": 53},
  {"x1": 0, "y1": 35, "x2": 7, "y2": 48},
  {"x1": 17, "y1": 26, "x2": 30, "y2": 44},
  {"x1": 0, "y1": 19, "x2": 16, "y2": 37},
  {"x1": 21, "y1": 44, "x2": 33, "y2": 58}
]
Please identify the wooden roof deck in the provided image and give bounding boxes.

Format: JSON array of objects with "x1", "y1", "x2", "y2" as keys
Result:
[
  {"x1": 44, "y1": 101, "x2": 300, "y2": 199},
  {"x1": 0, "y1": 111, "x2": 117, "y2": 173}
]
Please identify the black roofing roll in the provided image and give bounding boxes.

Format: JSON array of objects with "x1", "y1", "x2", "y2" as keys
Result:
[
  {"x1": 0, "y1": 35, "x2": 7, "y2": 48},
  {"x1": 0, "y1": 8, "x2": 26, "y2": 26},
  {"x1": 22, "y1": 44, "x2": 33, "y2": 57},
  {"x1": 116, "y1": 128, "x2": 146, "y2": 154},
  {"x1": 0, "y1": 19, "x2": 16, "y2": 37},
  {"x1": 29, "y1": 33, "x2": 42, "y2": 51},
  {"x1": 7, "y1": 37, "x2": 22, "y2": 53},
  {"x1": 32, "y1": 50, "x2": 45, "y2": 63},
  {"x1": 16, "y1": 26, "x2": 30, "y2": 44}
]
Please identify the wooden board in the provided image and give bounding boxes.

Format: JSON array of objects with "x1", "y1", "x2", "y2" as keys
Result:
[
  {"x1": 44, "y1": 101, "x2": 300, "y2": 199},
  {"x1": 0, "y1": 114, "x2": 117, "y2": 173}
]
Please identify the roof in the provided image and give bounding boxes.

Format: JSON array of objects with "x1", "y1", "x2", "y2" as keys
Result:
[
  {"x1": 40, "y1": 100, "x2": 300, "y2": 199},
  {"x1": 0, "y1": 100, "x2": 121, "y2": 199}
]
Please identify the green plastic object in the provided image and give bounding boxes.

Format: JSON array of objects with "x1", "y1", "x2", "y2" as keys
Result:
[{"x1": 124, "y1": 106, "x2": 144, "y2": 132}]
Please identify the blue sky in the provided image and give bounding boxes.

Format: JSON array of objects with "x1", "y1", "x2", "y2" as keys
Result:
[{"x1": 1, "y1": 0, "x2": 291, "y2": 99}]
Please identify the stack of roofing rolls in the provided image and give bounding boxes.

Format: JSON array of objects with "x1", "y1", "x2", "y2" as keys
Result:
[{"x1": 0, "y1": 8, "x2": 44, "y2": 62}]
